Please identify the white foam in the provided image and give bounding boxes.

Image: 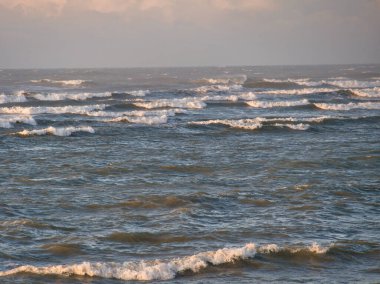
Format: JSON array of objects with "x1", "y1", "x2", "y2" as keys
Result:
[
  {"x1": 30, "y1": 79, "x2": 90, "y2": 86},
  {"x1": 190, "y1": 118, "x2": 263, "y2": 130},
  {"x1": 17, "y1": 126, "x2": 94, "y2": 137},
  {"x1": 0, "y1": 243, "x2": 330, "y2": 281},
  {"x1": 256, "y1": 88, "x2": 337, "y2": 96},
  {"x1": 246, "y1": 99, "x2": 309, "y2": 108},
  {"x1": 0, "y1": 104, "x2": 107, "y2": 115},
  {"x1": 199, "y1": 75, "x2": 247, "y2": 85},
  {"x1": 350, "y1": 87, "x2": 380, "y2": 98},
  {"x1": 108, "y1": 115, "x2": 168, "y2": 125},
  {"x1": 86, "y1": 109, "x2": 184, "y2": 118},
  {"x1": 0, "y1": 115, "x2": 36, "y2": 128},
  {"x1": 263, "y1": 78, "x2": 322, "y2": 87},
  {"x1": 314, "y1": 102, "x2": 380, "y2": 111},
  {"x1": 193, "y1": 84, "x2": 243, "y2": 94},
  {"x1": 274, "y1": 123, "x2": 310, "y2": 130},
  {"x1": 134, "y1": 98, "x2": 206, "y2": 109},
  {"x1": 0, "y1": 92, "x2": 27, "y2": 104},
  {"x1": 32, "y1": 92, "x2": 112, "y2": 101},
  {"x1": 128, "y1": 90, "x2": 151, "y2": 97},
  {"x1": 328, "y1": 80, "x2": 380, "y2": 88}
]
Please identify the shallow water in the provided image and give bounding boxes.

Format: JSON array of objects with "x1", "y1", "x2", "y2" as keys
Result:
[{"x1": 0, "y1": 65, "x2": 380, "y2": 283}]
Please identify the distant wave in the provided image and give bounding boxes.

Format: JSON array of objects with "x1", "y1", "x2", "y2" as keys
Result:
[
  {"x1": 0, "y1": 91, "x2": 27, "y2": 104},
  {"x1": 0, "y1": 115, "x2": 36, "y2": 128},
  {"x1": 196, "y1": 74, "x2": 247, "y2": 85},
  {"x1": 127, "y1": 90, "x2": 151, "y2": 97},
  {"x1": 246, "y1": 99, "x2": 310, "y2": 108},
  {"x1": 0, "y1": 243, "x2": 330, "y2": 281},
  {"x1": 314, "y1": 102, "x2": 380, "y2": 111},
  {"x1": 30, "y1": 79, "x2": 91, "y2": 86},
  {"x1": 193, "y1": 84, "x2": 243, "y2": 94},
  {"x1": 350, "y1": 87, "x2": 380, "y2": 98},
  {"x1": 255, "y1": 88, "x2": 337, "y2": 96},
  {"x1": 134, "y1": 98, "x2": 206, "y2": 109},
  {"x1": 0, "y1": 104, "x2": 107, "y2": 115},
  {"x1": 32, "y1": 92, "x2": 112, "y2": 101},
  {"x1": 16, "y1": 126, "x2": 94, "y2": 137},
  {"x1": 251, "y1": 78, "x2": 380, "y2": 89}
]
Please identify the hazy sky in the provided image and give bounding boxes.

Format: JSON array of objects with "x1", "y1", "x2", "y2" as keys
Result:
[{"x1": 0, "y1": 0, "x2": 379, "y2": 68}]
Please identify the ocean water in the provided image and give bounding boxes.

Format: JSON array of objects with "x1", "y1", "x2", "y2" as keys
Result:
[{"x1": 0, "y1": 65, "x2": 379, "y2": 283}]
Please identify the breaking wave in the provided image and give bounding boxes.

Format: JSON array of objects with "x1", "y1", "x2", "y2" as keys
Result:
[
  {"x1": 0, "y1": 104, "x2": 107, "y2": 115},
  {"x1": 350, "y1": 87, "x2": 380, "y2": 98},
  {"x1": 127, "y1": 90, "x2": 151, "y2": 97},
  {"x1": 255, "y1": 88, "x2": 337, "y2": 96},
  {"x1": 32, "y1": 92, "x2": 112, "y2": 101},
  {"x1": 107, "y1": 115, "x2": 168, "y2": 125},
  {"x1": 193, "y1": 84, "x2": 243, "y2": 94},
  {"x1": 0, "y1": 115, "x2": 36, "y2": 128},
  {"x1": 259, "y1": 78, "x2": 380, "y2": 88},
  {"x1": 197, "y1": 75, "x2": 247, "y2": 85},
  {"x1": 134, "y1": 98, "x2": 206, "y2": 109},
  {"x1": 314, "y1": 102, "x2": 380, "y2": 111},
  {"x1": 0, "y1": 243, "x2": 330, "y2": 281},
  {"x1": 0, "y1": 92, "x2": 27, "y2": 104},
  {"x1": 30, "y1": 79, "x2": 90, "y2": 86},
  {"x1": 246, "y1": 99, "x2": 310, "y2": 108},
  {"x1": 16, "y1": 126, "x2": 94, "y2": 137}
]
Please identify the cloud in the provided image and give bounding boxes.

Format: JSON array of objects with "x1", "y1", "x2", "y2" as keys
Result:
[{"x1": 0, "y1": 0, "x2": 276, "y2": 17}]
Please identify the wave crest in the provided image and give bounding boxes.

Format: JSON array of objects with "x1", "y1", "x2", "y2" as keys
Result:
[
  {"x1": 0, "y1": 243, "x2": 330, "y2": 281},
  {"x1": 16, "y1": 126, "x2": 94, "y2": 137}
]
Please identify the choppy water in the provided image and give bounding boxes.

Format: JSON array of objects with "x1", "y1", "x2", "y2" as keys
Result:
[{"x1": 0, "y1": 65, "x2": 380, "y2": 283}]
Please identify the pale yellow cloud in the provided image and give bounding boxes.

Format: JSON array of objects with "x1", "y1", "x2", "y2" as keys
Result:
[{"x1": 0, "y1": 0, "x2": 276, "y2": 17}]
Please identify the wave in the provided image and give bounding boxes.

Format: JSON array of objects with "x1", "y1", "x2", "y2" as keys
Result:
[
  {"x1": 259, "y1": 78, "x2": 380, "y2": 89},
  {"x1": 32, "y1": 92, "x2": 112, "y2": 101},
  {"x1": 246, "y1": 99, "x2": 310, "y2": 108},
  {"x1": 30, "y1": 79, "x2": 90, "y2": 86},
  {"x1": 127, "y1": 90, "x2": 151, "y2": 97},
  {"x1": 190, "y1": 118, "x2": 263, "y2": 130},
  {"x1": 255, "y1": 88, "x2": 337, "y2": 96},
  {"x1": 273, "y1": 123, "x2": 310, "y2": 130},
  {"x1": 16, "y1": 126, "x2": 94, "y2": 137},
  {"x1": 314, "y1": 102, "x2": 380, "y2": 111},
  {"x1": 0, "y1": 104, "x2": 107, "y2": 115},
  {"x1": 134, "y1": 98, "x2": 206, "y2": 109},
  {"x1": 0, "y1": 115, "x2": 36, "y2": 128},
  {"x1": 107, "y1": 115, "x2": 168, "y2": 125},
  {"x1": 328, "y1": 80, "x2": 380, "y2": 88},
  {"x1": 196, "y1": 75, "x2": 247, "y2": 85},
  {"x1": 0, "y1": 243, "x2": 330, "y2": 281},
  {"x1": 350, "y1": 87, "x2": 380, "y2": 98},
  {"x1": 0, "y1": 92, "x2": 27, "y2": 104},
  {"x1": 193, "y1": 84, "x2": 243, "y2": 94}
]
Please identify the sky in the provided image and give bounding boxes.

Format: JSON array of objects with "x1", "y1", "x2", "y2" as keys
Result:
[{"x1": 0, "y1": 0, "x2": 379, "y2": 68}]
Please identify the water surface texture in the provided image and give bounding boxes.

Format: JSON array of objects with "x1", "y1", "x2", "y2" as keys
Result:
[{"x1": 0, "y1": 65, "x2": 380, "y2": 283}]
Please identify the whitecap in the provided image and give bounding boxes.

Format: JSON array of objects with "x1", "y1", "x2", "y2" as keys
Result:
[
  {"x1": 32, "y1": 92, "x2": 112, "y2": 101},
  {"x1": 30, "y1": 79, "x2": 90, "y2": 86},
  {"x1": 0, "y1": 115, "x2": 36, "y2": 128},
  {"x1": 314, "y1": 102, "x2": 380, "y2": 111},
  {"x1": 246, "y1": 99, "x2": 310, "y2": 108},
  {"x1": 0, "y1": 92, "x2": 27, "y2": 104},
  {"x1": 0, "y1": 104, "x2": 107, "y2": 115},
  {"x1": 0, "y1": 243, "x2": 330, "y2": 281},
  {"x1": 16, "y1": 126, "x2": 94, "y2": 137},
  {"x1": 134, "y1": 98, "x2": 206, "y2": 109}
]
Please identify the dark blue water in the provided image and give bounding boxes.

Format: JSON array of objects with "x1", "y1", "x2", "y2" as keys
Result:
[{"x1": 0, "y1": 65, "x2": 380, "y2": 283}]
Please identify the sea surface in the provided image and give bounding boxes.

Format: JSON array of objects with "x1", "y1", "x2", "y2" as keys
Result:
[{"x1": 0, "y1": 65, "x2": 379, "y2": 283}]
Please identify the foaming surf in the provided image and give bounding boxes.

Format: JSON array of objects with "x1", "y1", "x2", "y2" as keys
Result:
[
  {"x1": 16, "y1": 126, "x2": 94, "y2": 137},
  {"x1": 0, "y1": 104, "x2": 107, "y2": 115},
  {"x1": 0, "y1": 115, "x2": 36, "y2": 128},
  {"x1": 314, "y1": 102, "x2": 380, "y2": 111},
  {"x1": 134, "y1": 98, "x2": 206, "y2": 109},
  {"x1": 31, "y1": 92, "x2": 112, "y2": 101},
  {"x1": 0, "y1": 92, "x2": 27, "y2": 104},
  {"x1": 0, "y1": 243, "x2": 330, "y2": 281},
  {"x1": 246, "y1": 99, "x2": 309, "y2": 108},
  {"x1": 30, "y1": 79, "x2": 91, "y2": 86}
]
